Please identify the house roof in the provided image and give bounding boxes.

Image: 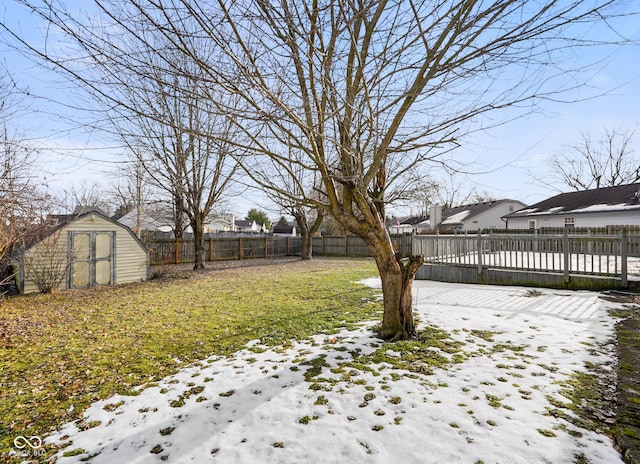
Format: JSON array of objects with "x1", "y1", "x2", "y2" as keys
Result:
[
  {"x1": 398, "y1": 216, "x2": 429, "y2": 226},
  {"x1": 504, "y1": 183, "x2": 640, "y2": 218},
  {"x1": 272, "y1": 224, "x2": 295, "y2": 234},
  {"x1": 118, "y1": 209, "x2": 175, "y2": 233},
  {"x1": 441, "y1": 199, "x2": 524, "y2": 226},
  {"x1": 393, "y1": 200, "x2": 524, "y2": 229}
]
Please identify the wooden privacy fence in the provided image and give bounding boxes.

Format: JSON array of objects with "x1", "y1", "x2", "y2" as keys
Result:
[
  {"x1": 413, "y1": 230, "x2": 636, "y2": 290},
  {"x1": 148, "y1": 236, "x2": 303, "y2": 264},
  {"x1": 147, "y1": 234, "x2": 413, "y2": 265}
]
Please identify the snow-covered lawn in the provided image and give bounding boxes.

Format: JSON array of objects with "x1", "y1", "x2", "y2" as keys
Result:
[{"x1": 46, "y1": 280, "x2": 624, "y2": 463}]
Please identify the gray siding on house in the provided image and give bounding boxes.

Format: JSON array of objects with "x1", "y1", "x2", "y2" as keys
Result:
[
  {"x1": 459, "y1": 201, "x2": 525, "y2": 231},
  {"x1": 507, "y1": 211, "x2": 640, "y2": 230}
]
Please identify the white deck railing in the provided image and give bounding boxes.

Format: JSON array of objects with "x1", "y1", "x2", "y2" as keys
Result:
[{"x1": 412, "y1": 231, "x2": 631, "y2": 285}]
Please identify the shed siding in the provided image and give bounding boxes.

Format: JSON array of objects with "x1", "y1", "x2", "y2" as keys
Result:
[
  {"x1": 20, "y1": 231, "x2": 69, "y2": 294},
  {"x1": 20, "y1": 215, "x2": 147, "y2": 294}
]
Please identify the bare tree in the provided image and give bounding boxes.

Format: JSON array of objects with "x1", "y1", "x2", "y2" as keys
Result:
[
  {"x1": 5, "y1": 1, "x2": 634, "y2": 339},
  {"x1": 20, "y1": 229, "x2": 72, "y2": 293},
  {"x1": 545, "y1": 128, "x2": 638, "y2": 191},
  {"x1": 168, "y1": 0, "x2": 630, "y2": 340},
  {"x1": 108, "y1": 161, "x2": 148, "y2": 220},
  {"x1": 3, "y1": 5, "x2": 241, "y2": 270},
  {"x1": 120, "y1": 71, "x2": 241, "y2": 269},
  {"x1": 59, "y1": 180, "x2": 113, "y2": 215},
  {"x1": 255, "y1": 149, "x2": 325, "y2": 259},
  {"x1": 0, "y1": 68, "x2": 48, "y2": 292},
  {"x1": 403, "y1": 174, "x2": 477, "y2": 214}
]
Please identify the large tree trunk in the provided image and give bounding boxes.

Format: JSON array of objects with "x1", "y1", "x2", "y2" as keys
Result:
[
  {"x1": 292, "y1": 208, "x2": 324, "y2": 261},
  {"x1": 362, "y1": 228, "x2": 424, "y2": 341},
  {"x1": 293, "y1": 212, "x2": 313, "y2": 260},
  {"x1": 301, "y1": 233, "x2": 313, "y2": 260},
  {"x1": 192, "y1": 215, "x2": 205, "y2": 271},
  {"x1": 375, "y1": 253, "x2": 424, "y2": 341}
]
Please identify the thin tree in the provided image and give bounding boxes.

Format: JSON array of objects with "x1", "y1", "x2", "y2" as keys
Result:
[
  {"x1": 0, "y1": 69, "x2": 45, "y2": 267},
  {"x1": 5, "y1": 1, "x2": 634, "y2": 339},
  {"x1": 545, "y1": 128, "x2": 638, "y2": 191},
  {"x1": 0, "y1": 68, "x2": 53, "y2": 296},
  {"x1": 255, "y1": 149, "x2": 325, "y2": 259},
  {"x1": 62, "y1": 180, "x2": 112, "y2": 215},
  {"x1": 120, "y1": 71, "x2": 240, "y2": 269}
]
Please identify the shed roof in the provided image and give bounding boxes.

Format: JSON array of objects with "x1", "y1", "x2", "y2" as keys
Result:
[{"x1": 20, "y1": 210, "x2": 146, "y2": 253}]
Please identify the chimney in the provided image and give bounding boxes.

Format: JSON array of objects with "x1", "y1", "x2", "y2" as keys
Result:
[{"x1": 430, "y1": 205, "x2": 442, "y2": 230}]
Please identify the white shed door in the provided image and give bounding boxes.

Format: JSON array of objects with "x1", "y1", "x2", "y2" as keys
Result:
[{"x1": 69, "y1": 231, "x2": 115, "y2": 288}]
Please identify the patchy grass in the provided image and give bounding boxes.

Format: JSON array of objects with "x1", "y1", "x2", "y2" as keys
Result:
[
  {"x1": 0, "y1": 258, "x2": 379, "y2": 458},
  {"x1": 341, "y1": 326, "x2": 464, "y2": 378}
]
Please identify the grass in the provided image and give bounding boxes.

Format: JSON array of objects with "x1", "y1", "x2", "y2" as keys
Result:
[{"x1": 0, "y1": 258, "x2": 380, "y2": 458}]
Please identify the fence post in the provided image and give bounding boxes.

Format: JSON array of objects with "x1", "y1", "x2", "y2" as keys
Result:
[
  {"x1": 264, "y1": 237, "x2": 269, "y2": 258},
  {"x1": 477, "y1": 229, "x2": 483, "y2": 275},
  {"x1": 345, "y1": 235, "x2": 348, "y2": 256},
  {"x1": 286, "y1": 237, "x2": 291, "y2": 255},
  {"x1": 563, "y1": 230, "x2": 570, "y2": 283},
  {"x1": 175, "y1": 239, "x2": 179, "y2": 265},
  {"x1": 209, "y1": 237, "x2": 213, "y2": 262},
  {"x1": 238, "y1": 237, "x2": 243, "y2": 260},
  {"x1": 622, "y1": 228, "x2": 628, "y2": 287}
]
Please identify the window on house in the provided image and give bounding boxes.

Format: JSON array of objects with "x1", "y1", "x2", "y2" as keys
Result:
[
  {"x1": 528, "y1": 220, "x2": 536, "y2": 229},
  {"x1": 564, "y1": 217, "x2": 575, "y2": 228}
]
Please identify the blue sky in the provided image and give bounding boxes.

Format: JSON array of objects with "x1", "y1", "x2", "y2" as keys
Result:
[{"x1": 1, "y1": 1, "x2": 639, "y2": 218}]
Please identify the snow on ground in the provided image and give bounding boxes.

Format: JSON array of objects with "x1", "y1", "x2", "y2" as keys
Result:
[{"x1": 45, "y1": 280, "x2": 624, "y2": 463}]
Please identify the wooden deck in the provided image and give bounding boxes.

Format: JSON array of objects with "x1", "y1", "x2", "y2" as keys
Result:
[{"x1": 413, "y1": 231, "x2": 635, "y2": 290}]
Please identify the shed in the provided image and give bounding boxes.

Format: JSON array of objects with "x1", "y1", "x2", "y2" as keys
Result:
[{"x1": 14, "y1": 210, "x2": 148, "y2": 294}]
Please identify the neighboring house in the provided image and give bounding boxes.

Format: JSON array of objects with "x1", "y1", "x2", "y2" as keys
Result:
[
  {"x1": 119, "y1": 208, "x2": 238, "y2": 238},
  {"x1": 205, "y1": 216, "x2": 236, "y2": 234},
  {"x1": 503, "y1": 183, "x2": 640, "y2": 230},
  {"x1": 13, "y1": 210, "x2": 148, "y2": 294},
  {"x1": 118, "y1": 209, "x2": 176, "y2": 238},
  {"x1": 439, "y1": 200, "x2": 527, "y2": 232},
  {"x1": 234, "y1": 220, "x2": 258, "y2": 233},
  {"x1": 388, "y1": 216, "x2": 430, "y2": 234},
  {"x1": 235, "y1": 220, "x2": 268, "y2": 233},
  {"x1": 272, "y1": 224, "x2": 297, "y2": 237},
  {"x1": 390, "y1": 200, "x2": 527, "y2": 233}
]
